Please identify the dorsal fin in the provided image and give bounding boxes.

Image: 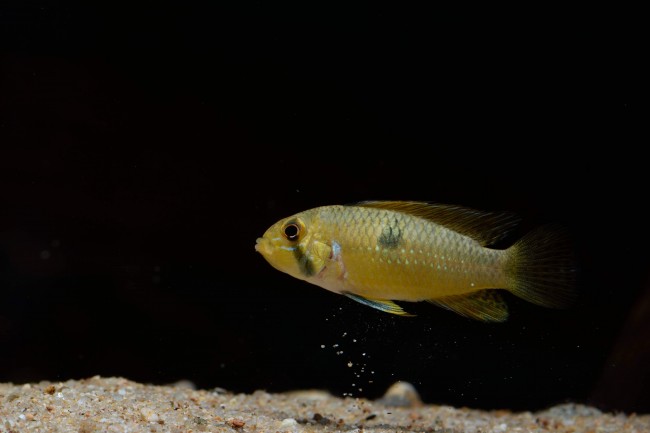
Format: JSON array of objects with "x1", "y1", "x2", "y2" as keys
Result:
[{"x1": 356, "y1": 201, "x2": 520, "y2": 246}]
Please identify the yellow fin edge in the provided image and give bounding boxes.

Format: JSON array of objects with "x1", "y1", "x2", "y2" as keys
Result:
[{"x1": 343, "y1": 293, "x2": 415, "y2": 317}]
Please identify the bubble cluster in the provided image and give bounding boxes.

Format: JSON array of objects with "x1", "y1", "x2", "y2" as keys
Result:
[{"x1": 320, "y1": 329, "x2": 376, "y2": 397}]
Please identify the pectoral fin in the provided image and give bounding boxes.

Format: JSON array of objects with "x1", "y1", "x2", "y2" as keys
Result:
[
  {"x1": 344, "y1": 293, "x2": 415, "y2": 317},
  {"x1": 427, "y1": 290, "x2": 509, "y2": 322}
]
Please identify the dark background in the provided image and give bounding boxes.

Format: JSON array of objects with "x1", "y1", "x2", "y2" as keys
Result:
[{"x1": 1, "y1": 1, "x2": 646, "y2": 414}]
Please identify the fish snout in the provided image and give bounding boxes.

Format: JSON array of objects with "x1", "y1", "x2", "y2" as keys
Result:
[{"x1": 255, "y1": 237, "x2": 268, "y2": 254}]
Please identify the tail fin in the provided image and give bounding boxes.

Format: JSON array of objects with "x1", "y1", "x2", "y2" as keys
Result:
[{"x1": 504, "y1": 224, "x2": 578, "y2": 309}]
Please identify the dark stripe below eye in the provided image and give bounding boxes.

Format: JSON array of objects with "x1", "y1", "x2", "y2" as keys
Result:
[{"x1": 293, "y1": 244, "x2": 314, "y2": 277}]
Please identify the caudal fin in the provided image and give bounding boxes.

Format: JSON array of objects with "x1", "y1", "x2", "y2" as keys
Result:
[{"x1": 505, "y1": 224, "x2": 578, "y2": 309}]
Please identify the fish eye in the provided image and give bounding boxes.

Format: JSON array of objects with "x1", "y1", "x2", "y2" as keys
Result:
[{"x1": 283, "y1": 223, "x2": 300, "y2": 241}]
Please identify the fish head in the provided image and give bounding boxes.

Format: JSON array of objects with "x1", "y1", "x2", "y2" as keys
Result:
[{"x1": 255, "y1": 211, "x2": 318, "y2": 281}]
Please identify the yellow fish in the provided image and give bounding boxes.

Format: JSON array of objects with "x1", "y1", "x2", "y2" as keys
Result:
[{"x1": 255, "y1": 201, "x2": 576, "y2": 322}]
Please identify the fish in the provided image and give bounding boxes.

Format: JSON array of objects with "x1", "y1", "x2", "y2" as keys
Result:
[{"x1": 254, "y1": 201, "x2": 576, "y2": 322}]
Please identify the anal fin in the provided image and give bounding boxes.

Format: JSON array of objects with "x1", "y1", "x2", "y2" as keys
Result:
[
  {"x1": 427, "y1": 290, "x2": 509, "y2": 322},
  {"x1": 343, "y1": 293, "x2": 415, "y2": 317}
]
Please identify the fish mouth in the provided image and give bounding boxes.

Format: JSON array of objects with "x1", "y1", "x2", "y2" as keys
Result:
[{"x1": 254, "y1": 237, "x2": 265, "y2": 253}]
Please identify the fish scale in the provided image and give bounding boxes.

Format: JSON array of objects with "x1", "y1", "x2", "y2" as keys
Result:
[{"x1": 324, "y1": 206, "x2": 506, "y2": 300}]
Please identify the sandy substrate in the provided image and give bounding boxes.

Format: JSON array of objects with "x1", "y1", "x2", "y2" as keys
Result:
[{"x1": 1, "y1": 376, "x2": 648, "y2": 433}]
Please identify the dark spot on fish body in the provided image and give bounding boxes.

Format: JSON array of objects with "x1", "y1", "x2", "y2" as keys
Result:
[
  {"x1": 293, "y1": 244, "x2": 315, "y2": 277},
  {"x1": 378, "y1": 219, "x2": 402, "y2": 249}
]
